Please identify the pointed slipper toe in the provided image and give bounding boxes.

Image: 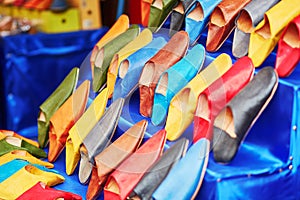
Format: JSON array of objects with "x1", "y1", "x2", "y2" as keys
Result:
[
  {"x1": 213, "y1": 67, "x2": 278, "y2": 163},
  {"x1": 103, "y1": 129, "x2": 166, "y2": 200},
  {"x1": 139, "y1": 31, "x2": 189, "y2": 117},
  {"x1": 165, "y1": 53, "x2": 231, "y2": 141},
  {"x1": 151, "y1": 44, "x2": 205, "y2": 126}
]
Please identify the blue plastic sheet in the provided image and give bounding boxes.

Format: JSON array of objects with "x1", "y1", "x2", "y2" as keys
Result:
[{"x1": 1, "y1": 24, "x2": 300, "y2": 199}]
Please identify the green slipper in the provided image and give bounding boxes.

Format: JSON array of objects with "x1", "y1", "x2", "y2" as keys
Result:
[
  {"x1": 93, "y1": 24, "x2": 140, "y2": 92},
  {"x1": 37, "y1": 67, "x2": 79, "y2": 148},
  {"x1": 0, "y1": 137, "x2": 47, "y2": 158}
]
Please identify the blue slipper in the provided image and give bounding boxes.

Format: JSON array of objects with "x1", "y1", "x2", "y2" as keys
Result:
[
  {"x1": 151, "y1": 44, "x2": 205, "y2": 126},
  {"x1": 152, "y1": 138, "x2": 210, "y2": 200},
  {"x1": 112, "y1": 37, "x2": 167, "y2": 101},
  {"x1": 185, "y1": 0, "x2": 221, "y2": 45}
]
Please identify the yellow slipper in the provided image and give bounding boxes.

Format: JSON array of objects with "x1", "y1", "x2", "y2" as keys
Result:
[
  {"x1": 48, "y1": 80, "x2": 90, "y2": 162},
  {"x1": 248, "y1": 0, "x2": 300, "y2": 67},
  {"x1": 165, "y1": 53, "x2": 232, "y2": 141},
  {"x1": 107, "y1": 28, "x2": 153, "y2": 98},
  {"x1": 0, "y1": 150, "x2": 53, "y2": 168},
  {"x1": 0, "y1": 165, "x2": 64, "y2": 199},
  {"x1": 0, "y1": 130, "x2": 39, "y2": 147},
  {"x1": 90, "y1": 14, "x2": 130, "y2": 79},
  {"x1": 65, "y1": 88, "x2": 108, "y2": 175}
]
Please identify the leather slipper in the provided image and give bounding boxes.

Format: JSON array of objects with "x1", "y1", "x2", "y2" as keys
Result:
[{"x1": 165, "y1": 53, "x2": 231, "y2": 141}]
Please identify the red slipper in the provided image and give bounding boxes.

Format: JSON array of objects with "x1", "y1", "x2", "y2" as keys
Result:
[
  {"x1": 193, "y1": 56, "x2": 254, "y2": 143},
  {"x1": 104, "y1": 129, "x2": 166, "y2": 200},
  {"x1": 16, "y1": 182, "x2": 82, "y2": 200},
  {"x1": 275, "y1": 15, "x2": 300, "y2": 77}
]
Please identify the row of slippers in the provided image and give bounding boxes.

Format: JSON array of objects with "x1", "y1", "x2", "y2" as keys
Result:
[
  {"x1": 0, "y1": 130, "x2": 81, "y2": 199},
  {"x1": 131, "y1": 0, "x2": 300, "y2": 72},
  {"x1": 35, "y1": 64, "x2": 277, "y2": 200},
  {"x1": 35, "y1": 14, "x2": 282, "y2": 200},
  {"x1": 0, "y1": 0, "x2": 68, "y2": 12}
]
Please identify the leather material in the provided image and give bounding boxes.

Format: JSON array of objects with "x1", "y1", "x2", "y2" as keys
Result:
[
  {"x1": 48, "y1": 80, "x2": 90, "y2": 162},
  {"x1": 78, "y1": 98, "x2": 124, "y2": 184},
  {"x1": 65, "y1": 88, "x2": 108, "y2": 175},
  {"x1": 213, "y1": 67, "x2": 278, "y2": 163},
  {"x1": 0, "y1": 165, "x2": 64, "y2": 199},
  {"x1": 275, "y1": 15, "x2": 300, "y2": 77},
  {"x1": 50, "y1": 0, "x2": 69, "y2": 12},
  {"x1": 152, "y1": 138, "x2": 210, "y2": 200},
  {"x1": 16, "y1": 182, "x2": 82, "y2": 200},
  {"x1": 185, "y1": 0, "x2": 221, "y2": 45},
  {"x1": 37, "y1": 67, "x2": 78, "y2": 148},
  {"x1": 91, "y1": 15, "x2": 129, "y2": 79},
  {"x1": 169, "y1": 0, "x2": 195, "y2": 36},
  {"x1": 169, "y1": 2, "x2": 184, "y2": 37},
  {"x1": 248, "y1": 0, "x2": 300, "y2": 67},
  {"x1": 113, "y1": 37, "x2": 167, "y2": 101},
  {"x1": 206, "y1": 0, "x2": 251, "y2": 52},
  {"x1": 148, "y1": 0, "x2": 178, "y2": 32},
  {"x1": 107, "y1": 29, "x2": 153, "y2": 98},
  {"x1": 93, "y1": 25, "x2": 140, "y2": 92},
  {"x1": 0, "y1": 160, "x2": 58, "y2": 183},
  {"x1": 232, "y1": 0, "x2": 280, "y2": 58},
  {"x1": 141, "y1": 0, "x2": 154, "y2": 26},
  {"x1": 86, "y1": 120, "x2": 147, "y2": 200},
  {"x1": 130, "y1": 138, "x2": 188, "y2": 200},
  {"x1": 151, "y1": 44, "x2": 205, "y2": 126},
  {"x1": 0, "y1": 136, "x2": 46, "y2": 158},
  {"x1": 139, "y1": 31, "x2": 189, "y2": 117},
  {"x1": 104, "y1": 129, "x2": 166, "y2": 200},
  {"x1": 0, "y1": 130, "x2": 39, "y2": 147},
  {"x1": 165, "y1": 53, "x2": 232, "y2": 141},
  {"x1": 129, "y1": 0, "x2": 153, "y2": 26},
  {"x1": 193, "y1": 56, "x2": 254, "y2": 143},
  {"x1": 0, "y1": 150, "x2": 53, "y2": 168}
]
